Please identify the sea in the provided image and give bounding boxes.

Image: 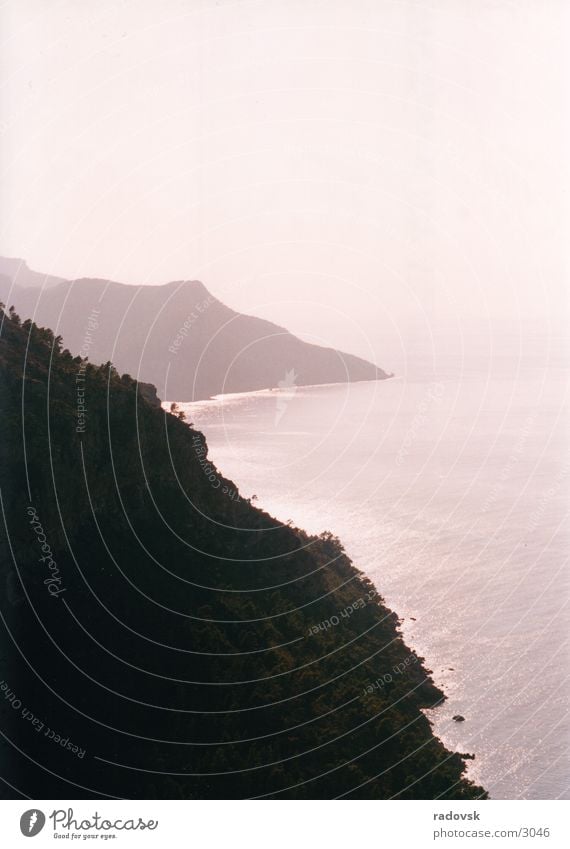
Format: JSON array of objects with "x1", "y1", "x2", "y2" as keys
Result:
[{"x1": 169, "y1": 333, "x2": 570, "y2": 799}]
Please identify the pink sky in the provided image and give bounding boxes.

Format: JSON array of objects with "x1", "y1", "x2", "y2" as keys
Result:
[{"x1": 1, "y1": 0, "x2": 568, "y2": 369}]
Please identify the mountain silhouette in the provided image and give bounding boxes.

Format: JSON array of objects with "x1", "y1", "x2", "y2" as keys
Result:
[{"x1": 0, "y1": 260, "x2": 391, "y2": 400}]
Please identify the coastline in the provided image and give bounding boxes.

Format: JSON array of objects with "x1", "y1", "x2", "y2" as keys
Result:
[
  {"x1": 164, "y1": 380, "x2": 486, "y2": 796},
  {"x1": 160, "y1": 385, "x2": 484, "y2": 797},
  {"x1": 1, "y1": 308, "x2": 486, "y2": 798},
  {"x1": 162, "y1": 374, "x2": 395, "y2": 407}
]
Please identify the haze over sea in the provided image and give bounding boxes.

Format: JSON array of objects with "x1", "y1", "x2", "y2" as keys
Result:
[{"x1": 171, "y1": 331, "x2": 570, "y2": 799}]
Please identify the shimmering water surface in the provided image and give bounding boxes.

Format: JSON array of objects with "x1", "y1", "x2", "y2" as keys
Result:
[{"x1": 171, "y1": 344, "x2": 570, "y2": 799}]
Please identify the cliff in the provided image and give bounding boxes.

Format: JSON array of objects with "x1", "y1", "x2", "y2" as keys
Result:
[{"x1": 0, "y1": 306, "x2": 484, "y2": 800}]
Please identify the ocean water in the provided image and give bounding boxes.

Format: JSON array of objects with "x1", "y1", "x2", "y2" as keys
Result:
[{"x1": 170, "y1": 340, "x2": 570, "y2": 799}]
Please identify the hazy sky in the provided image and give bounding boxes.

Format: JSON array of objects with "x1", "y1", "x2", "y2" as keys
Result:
[{"x1": 1, "y1": 0, "x2": 568, "y2": 370}]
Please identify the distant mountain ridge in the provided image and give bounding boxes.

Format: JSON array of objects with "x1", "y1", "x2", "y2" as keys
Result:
[
  {"x1": 0, "y1": 256, "x2": 66, "y2": 289},
  {"x1": 0, "y1": 258, "x2": 391, "y2": 400}
]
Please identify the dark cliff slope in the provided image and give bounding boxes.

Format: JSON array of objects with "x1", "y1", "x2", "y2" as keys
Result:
[
  {"x1": 0, "y1": 306, "x2": 485, "y2": 800},
  {"x1": 0, "y1": 262, "x2": 390, "y2": 401}
]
